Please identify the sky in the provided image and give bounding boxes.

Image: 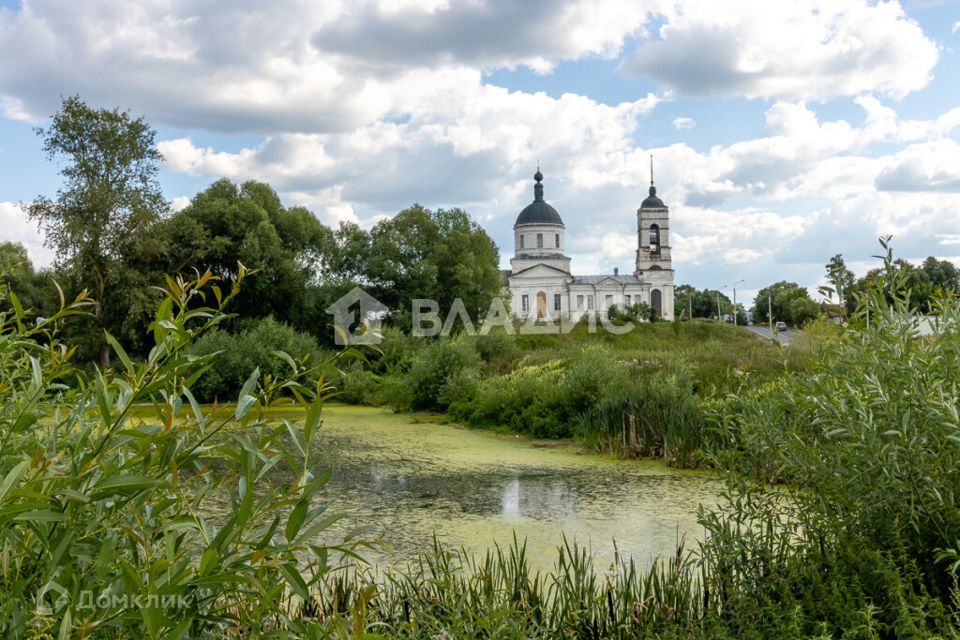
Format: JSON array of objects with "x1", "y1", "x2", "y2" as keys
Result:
[{"x1": 1, "y1": 0, "x2": 959, "y2": 305}]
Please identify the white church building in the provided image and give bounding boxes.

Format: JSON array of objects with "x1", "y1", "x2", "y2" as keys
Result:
[{"x1": 504, "y1": 168, "x2": 675, "y2": 321}]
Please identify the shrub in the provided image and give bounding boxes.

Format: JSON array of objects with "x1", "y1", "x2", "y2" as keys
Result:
[
  {"x1": 189, "y1": 316, "x2": 322, "y2": 401},
  {"x1": 368, "y1": 325, "x2": 419, "y2": 375},
  {"x1": 608, "y1": 302, "x2": 654, "y2": 324},
  {"x1": 330, "y1": 361, "x2": 379, "y2": 404},
  {"x1": 0, "y1": 270, "x2": 355, "y2": 637},
  {"x1": 370, "y1": 371, "x2": 415, "y2": 411},
  {"x1": 405, "y1": 337, "x2": 481, "y2": 411},
  {"x1": 705, "y1": 239, "x2": 960, "y2": 631},
  {"x1": 473, "y1": 330, "x2": 519, "y2": 373}
]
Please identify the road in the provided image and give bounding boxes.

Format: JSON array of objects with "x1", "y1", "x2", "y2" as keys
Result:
[{"x1": 744, "y1": 324, "x2": 796, "y2": 345}]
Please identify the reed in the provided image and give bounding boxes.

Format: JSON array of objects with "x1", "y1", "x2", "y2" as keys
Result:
[
  {"x1": 573, "y1": 376, "x2": 710, "y2": 468},
  {"x1": 303, "y1": 536, "x2": 709, "y2": 639}
]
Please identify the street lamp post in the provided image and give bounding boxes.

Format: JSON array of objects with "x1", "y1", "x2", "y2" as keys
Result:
[{"x1": 731, "y1": 279, "x2": 745, "y2": 326}]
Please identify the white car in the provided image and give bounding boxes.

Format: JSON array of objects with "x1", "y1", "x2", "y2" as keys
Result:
[{"x1": 775, "y1": 321, "x2": 787, "y2": 331}]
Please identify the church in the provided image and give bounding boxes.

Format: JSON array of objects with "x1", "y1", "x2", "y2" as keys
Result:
[{"x1": 504, "y1": 167, "x2": 675, "y2": 321}]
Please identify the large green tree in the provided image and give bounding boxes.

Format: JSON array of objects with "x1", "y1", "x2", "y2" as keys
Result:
[
  {"x1": 154, "y1": 179, "x2": 336, "y2": 332},
  {"x1": 26, "y1": 96, "x2": 167, "y2": 366},
  {"x1": 364, "y1": 204, "x2": 502, "y2": 321}
]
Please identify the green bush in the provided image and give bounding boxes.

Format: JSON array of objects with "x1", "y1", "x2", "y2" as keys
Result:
[
  {"x1": 368, "y1": 325, "x2": 419, "y2": 375},
  {"x1": 0, "y1": 270, "x2": 355, "y2": 637},
  {"x1": 473, "y1": 330, "x2": 519, "y2": 373},
  {"x1": 705, "y1": 239, "x2": 960, "y2": 632},
  {"x1": 330, "y1": 361, "x2": 379, "y2": 404},
  {"x1": 405, "y1": 337, "x2": 481, "y2": 411},
  {"x1": 189, "y1": 316, "x2": 322, "y2": 401},
  {"x1": 369, "y1": 371, "x2": 414, "y2": 411},
  {"x1": 608, "y1": 302, "x2": 654, "y2": 324},
  {"x1": 451, "y1": 347, "x2": 630, "y2": 438}
]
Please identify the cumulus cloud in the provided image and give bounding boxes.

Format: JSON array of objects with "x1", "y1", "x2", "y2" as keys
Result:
[
  {"x1": 623, "y1": 0, "x2": 938, "y2": 100},
  {"x1": 170, "y1": 195, "x2": 191, "y2": 212},
  {"x1": 0, "y1": 0, "x2": 408, "y2": 131},
  {"x1": 157, "y1": 86, "x2": 661, "y2": 227},
  {"x1": 311, "y1": 0, "x2": 653, "y2": 73},
  {"x1": 673, "y1": 117, "x2": 695, "y2": 130},
  {"x1": 0, "y1": 0, "x2": 656, "y2": 131},
  {"x1": 875, "y1": 140, "x2": 960, "y2": 193}
]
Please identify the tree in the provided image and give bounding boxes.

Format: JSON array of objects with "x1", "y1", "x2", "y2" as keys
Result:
[
  {"x1": 921, "y1": 256, "x2": 960, "y2": 293},
  {"x1": 0, "y1": 242, "x2": 57, "y2": 318},
  {"x1": 849, "y1": 255, "x2": 959, "y2": 315},
  {"x1": 26, "y1": 96, "x2": 166, "y2": 366},
  {"x1": 328, "y1": 221, "x2": 372, "y2": 283},
  {"x1": 155, "y1": 179, "x2": 336, "y2": 334},
  {"x1": 753, "y1": 281, "x2": 813, "y2": 325},
  {"x1": 364, "y1": 204, "x2": 501, "y2": 322},
  {"x1": 788, "y1": 297, "x2": 820, "y2": 326},
  {"x1": 674, "y1": 284, "x2": 730, "y2": 319},
  {"x1": 822, "y1": 254, "x2": 856, "y2": 314}
]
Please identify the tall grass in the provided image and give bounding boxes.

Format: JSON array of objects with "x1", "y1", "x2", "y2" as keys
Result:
[
  {"x1": 573, "y1": 376, "x2": 710, "y2": 468},
  {"x1": 303, "y1": 537, "x2": 708, "y2": 639}
]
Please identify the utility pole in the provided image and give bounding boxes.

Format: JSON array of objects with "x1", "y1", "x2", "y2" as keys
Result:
[
  {"x1": 716, "y1": 290, "x2": 722, "y2": 322},
  {"x1": 768, "y1": 295, "x2": 773, "y2": 333},
  {"x1": 731, "y1": 279, "x2": 744, "y2": 326},
  {"x1": 688, "y1": 296, "x2": 693, "y2": 322}
]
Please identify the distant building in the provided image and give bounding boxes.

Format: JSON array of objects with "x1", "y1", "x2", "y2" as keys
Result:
[{"x1": 503, "y1": 167, "x2": 675, "y2": 320}]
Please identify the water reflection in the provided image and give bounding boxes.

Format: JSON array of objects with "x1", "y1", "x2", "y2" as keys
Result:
[{"x1": 311, "y1": 406, "x2": 722, "y2": 570}]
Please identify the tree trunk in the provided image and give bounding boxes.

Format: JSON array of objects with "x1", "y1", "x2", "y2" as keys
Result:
[{"x1": 94, "y1": 265, "x2": 110, "y2": 369}]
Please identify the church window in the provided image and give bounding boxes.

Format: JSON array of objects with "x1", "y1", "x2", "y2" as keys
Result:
[
  {"x1": 605, "y1": 295, "x2": 613, "y2": 308},
  {"x1": 625, "y1": 294, "x2": 632, "y2": 306},
  {"x1": 537, "y1": 233, "x2": 543, "y2": 248},
  {"x1": 555, "y1": 233, "x2": 560, "y2": 247},
  {"x1": 577, "y1": 295, "x2": 584, "y2": 310},
  {"x1": 649, "y1": 224, "x2": 660, "y2": 252},
  {"x1": 521, "y1": 294, "x2": 529, "y2": 312},
  {"x1": 554, "y1": 293, "x2": 562, "y2": 311},
  {"x1": 520, "y1": 235, "x2": 524, "y2": 249},
  {"x1": 587, "y1": 295, "x2": 594, "y2": 310}
]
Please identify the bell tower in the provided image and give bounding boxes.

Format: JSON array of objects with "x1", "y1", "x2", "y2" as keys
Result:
[{"x1": 635, "y1": 156, "x2": 675, "y2": 319}]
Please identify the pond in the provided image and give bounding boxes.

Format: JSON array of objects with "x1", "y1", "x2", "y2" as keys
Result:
[{"x1": 305, "y1": 405, "x2": 723, "y2": 571}]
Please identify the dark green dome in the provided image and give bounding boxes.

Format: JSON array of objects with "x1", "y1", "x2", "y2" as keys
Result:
[
  {"x1": 516, "y1": 201, "x2": 563, "y2": 225},
  {"x1": 515, "y1": 169, "x2": 564, "y2": 226},
  {"x1": 641, "y1": 185, "x2": 666, "y2": 209}
]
